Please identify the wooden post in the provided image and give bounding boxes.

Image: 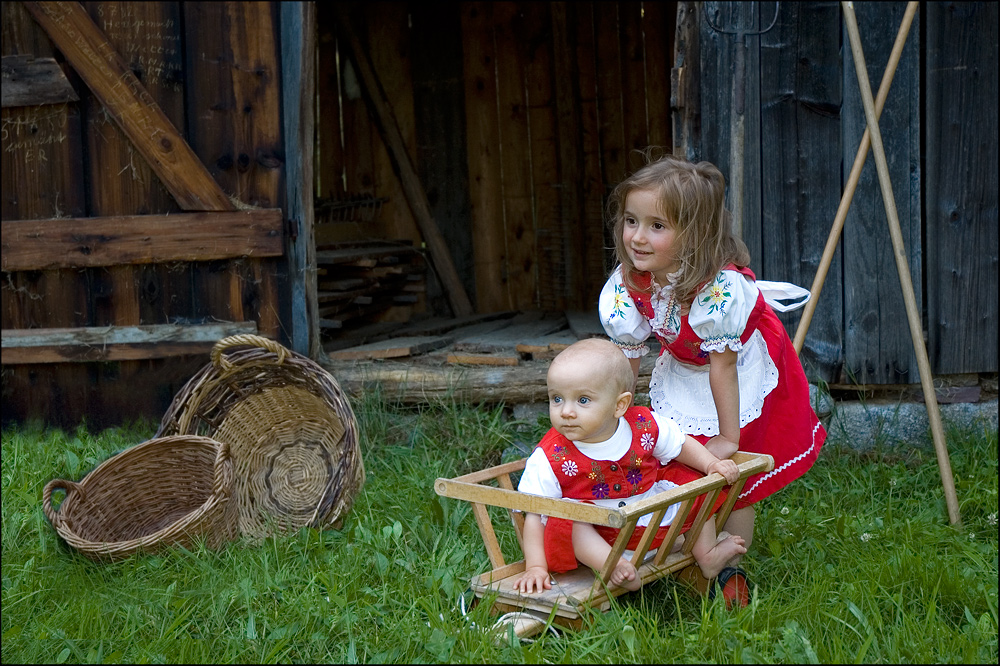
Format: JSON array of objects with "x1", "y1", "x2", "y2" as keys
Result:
[
  {"x1": 333, "y1": 5, "x2": 474, "y2": 317},
  {"x1": 842, "y1": 1, "x2": 961, "y2": 526},
  {"x1": 281, "y1": 1, "x2": 319, "y2": 358},
  {"x1": 793, "y1": 2, "x2": 918, "y2": 355}
]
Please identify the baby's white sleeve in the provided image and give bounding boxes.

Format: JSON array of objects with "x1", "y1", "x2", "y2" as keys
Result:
[
  {"x1": 688, "y1": 269, "x2": 759, "y2": 354},
  {"x1": 650, "y1": 412, "x2": 685, "y2": 464},
  {"x1": 517, "y1": 448, "x2": 562, "y2": 500},
  {"x1": 599, "y1": 265, "x2": 651, "y2": 359}
]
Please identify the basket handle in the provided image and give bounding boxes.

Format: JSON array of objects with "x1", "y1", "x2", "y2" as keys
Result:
[
  {"x1": 211, "y1": 334, "x2": 288, "y2": 373},
  {"x1": 211, "y1": 438, "x2": 233, "y2": 497},
  {"x1": 42, "y1": 478, "x2": 84, "y2": 529}
]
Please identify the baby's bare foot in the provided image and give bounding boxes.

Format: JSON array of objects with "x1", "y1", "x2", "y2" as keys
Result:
[
  {"x1": 699, "y1": 535, "x2": 747, "y2": 580},
  {"x1": 610, "y1": 559, "x2": 642, "y2": 591}
]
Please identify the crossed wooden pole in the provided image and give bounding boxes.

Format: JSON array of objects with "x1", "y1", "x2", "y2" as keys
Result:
[{"x1": 793, "y1": 2, "x2": 961, "y2": 525}]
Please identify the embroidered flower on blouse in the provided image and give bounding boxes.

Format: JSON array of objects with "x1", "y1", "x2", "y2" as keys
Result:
[
  {"x1": 626, "y1": 469, "x2": 643, "y2": 486},
  {"x1": 608, "y1": 284, "x2": 633, "y2": 321},
  {"x1": 640, "y1": 433, "x2": 655, "y2": 451},
  {"x1": 633, "y1": 413, "x2": 652, "y2": 431},
  {"x1": 592, "y1": 483, "x2": 610, "y2": 499},
  {"x1": 698, "y1": 274, "x2": 733, "y2": 316},
  {"x1": 549, "y1": 444, "x2": 568, "y2": 464},
  {"x1": 561, "y1": 460, "x2": 578, "y2": 477}
]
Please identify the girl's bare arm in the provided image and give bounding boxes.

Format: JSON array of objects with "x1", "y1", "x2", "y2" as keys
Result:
[{"x1": 706, "y1": 347, "x2": 740, "y2": 459}]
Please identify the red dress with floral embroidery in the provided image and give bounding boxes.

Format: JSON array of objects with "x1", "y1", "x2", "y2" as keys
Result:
[
  {"x1": 624, "y1": 265, "x2": 825, "y2": 509},
  {"x1": 539, "y1": 406, "x2": 727, "y2": 573}
]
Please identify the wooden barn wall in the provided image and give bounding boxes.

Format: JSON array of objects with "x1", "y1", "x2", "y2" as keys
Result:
[
  {"x1": 694, "y1": 1, "x2": 997, "y2": 384},
  {"x1": 315, "y1": 1, "x2": 677, "y2": 314},
  {"x1": 924, "y1": 2, "x2": 998, "y2": 376},
  {"x1": 1, "y1": 1, "x2": 288, "y2": 428}
]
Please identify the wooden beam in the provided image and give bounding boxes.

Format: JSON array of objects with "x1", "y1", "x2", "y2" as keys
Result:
[
  {"x1": 1, "y1": 209, "x2": 283, "y2": 271},
  {"x1": 281, "y1": 1, "x2": 319, "y2": 359},
  {"x1": 332, "y1": 4, "x2": 473, "y2": 317},
  {"x1": 1, "y1": 321, "x2": 257, "y2": 364},
  {"x1": 1, "y1": 55, "x2": 79, "y2": 107},
  {"x1": 22, "y1": 1, "x2": 235, "y2": 211}
]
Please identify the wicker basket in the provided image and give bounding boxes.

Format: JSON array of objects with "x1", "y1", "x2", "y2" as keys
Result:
[
  {"x1": 42, "y1": 435, "x2": 236, "y2": 561},
  {"x1": 156, "y1": 334, "x2": 365, "y2": 540}
]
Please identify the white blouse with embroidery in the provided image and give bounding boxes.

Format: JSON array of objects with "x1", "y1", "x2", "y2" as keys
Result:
[{"x1": 598, "y1": 265, "x2": 781, "y2": 437}]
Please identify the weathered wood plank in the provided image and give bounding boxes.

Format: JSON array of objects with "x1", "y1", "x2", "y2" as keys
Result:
[
  {"x1": 842, "y1": 1, "x2": 921, "y2": 383},
  {"x1": 523, "y1": 0, "x2": 562, "y2": 311},
  {"x1": 365, "y1": 1, "x2": 421, "y2": 251},
  {"x1": 1, "y1": 54, "x2": 78, "y2": 107},
  {"x1": 1, "y1": 321, "x2": 257, "y2": 363},
  {"x1": 495, "y1": 1, "x2": 538, "y2": 310},
  {"x1": 619, "y1": 1, "x2": 648, "y2": 153},
  {"x1": 325, "y1": 335, "x2": 454, "y2": 361},
  {"x1": 573, "y1": 2, "x2": 609, "y2": 304},
  {"x1": 447, "y1": 353, "x2": 520, "y2": 366},
  {"x1": 759, "y1": 1, "x2": 842, "y2": 380},
  {"x1": 461, "y1": 1, "x2": 506, "y2": 312},
  {"x1": 452, "y1": 318, "x2": 568, "y2": 353},
  {"x1": 593, "y1": 2, "x2": 626, "y2": 188},
  {"x1": 671, "y1": 2, "x2": 701, "y2": 160},
  {"x1": 1, "y1": 209, "x2": 284, "y2": 271},
  {"x1": 23, "y1": 0, "x2": 234, "y2": 212},
  {"x1": 642, "y1": 1, "x2": 674, "y2": 151},
  {"x1": 925, "y1": 2, "x2": 998, "y2": 374},
  {"x1": 551, "y1": 1, "x2": 585, "y2": 308},
  {"x1": 409, "y1": 1, "x2": 475, "y2": 306},
  {"x1": 315, "y1": 1, "x2": 345, "y2": 200}
]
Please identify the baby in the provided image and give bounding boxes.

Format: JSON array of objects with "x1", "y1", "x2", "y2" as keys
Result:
[{"x1": 512, "y1": 338, "x2": 746, "y2": 593}]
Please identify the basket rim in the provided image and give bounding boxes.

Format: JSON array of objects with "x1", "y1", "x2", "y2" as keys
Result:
[{"x1": 42, "y1": 434, "x2": 232, "y2": 553}]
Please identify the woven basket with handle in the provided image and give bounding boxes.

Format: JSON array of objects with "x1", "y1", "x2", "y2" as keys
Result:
[
  {"x1": 156, "y1": 334, "x2": 365, "y2": 540},
  {"x1": 42, "y1": 435, "x2": 235, "y2": 561}
]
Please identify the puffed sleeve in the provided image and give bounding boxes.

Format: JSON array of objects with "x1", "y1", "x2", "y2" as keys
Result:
[
  {"x1": 688, "y1": 269, "x2": 760, "y2": 353},
  {"x1": 599, "y1": 265, "x2": 652, "y2": 358},
  {"x1": 650, "y1": 412, "x2": 684, "y2": 464},
  {"x1": 516, "y1": 447, "x2": 562, "y2": 499}
]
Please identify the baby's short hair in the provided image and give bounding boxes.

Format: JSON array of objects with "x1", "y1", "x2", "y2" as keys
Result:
[{"x1": 551, "y1": 338, "x2": 634, "y2": 395}]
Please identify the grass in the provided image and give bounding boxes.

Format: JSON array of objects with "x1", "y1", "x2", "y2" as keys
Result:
[{"x1": 2, "y1": 387, "x2": 997, "y2": 663}]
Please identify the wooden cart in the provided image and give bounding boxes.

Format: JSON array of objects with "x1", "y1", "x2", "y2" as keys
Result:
[{"x1": 434, "y1": 451, "x2": 774, "y2": 637}]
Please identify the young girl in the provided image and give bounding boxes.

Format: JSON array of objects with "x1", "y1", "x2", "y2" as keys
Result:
[{"x1": 598, "y1": 153, "x2": 826, "y2": 606}]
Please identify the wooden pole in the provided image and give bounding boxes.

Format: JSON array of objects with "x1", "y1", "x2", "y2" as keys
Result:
[
  {"x1": 333, "y1": 5, "x2": 474, "y2": 317},
  {"x1": 841, "y1": 1, "x2": 961, "y2": 526},
  {"x1": 793, "y1": 1, "x2": 918, "y2": 354}
]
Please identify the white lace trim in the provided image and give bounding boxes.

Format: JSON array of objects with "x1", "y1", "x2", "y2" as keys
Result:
[
  {"x1": 739, "y1": 421, "x2": 823, "y2": 498},
  {"x1": 648, "y1": 330, "x2": 778, "y2": 436},
  {"x1": 611, "y1": 338, "x2": 650, "y2": 358},
  {"x1": 700, "y1": 334, "x2": 743, "y2": 354}
]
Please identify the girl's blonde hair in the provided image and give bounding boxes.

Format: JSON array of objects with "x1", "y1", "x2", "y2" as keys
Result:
[{"x1": 608, "y1": 149, "x2": 750, "y2": 304}]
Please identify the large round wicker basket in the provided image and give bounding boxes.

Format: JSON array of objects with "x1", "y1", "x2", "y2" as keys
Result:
[
  {"x1": 42, "y1": 435, "x2": 236, "y2": 561},
  {"x1": 156, "y1": 334, "x2": 365, "y2": 540}
]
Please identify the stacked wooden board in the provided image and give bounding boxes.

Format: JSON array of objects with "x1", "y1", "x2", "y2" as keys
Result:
[{"x1": 316, "y1": 240, "x2": 427, "y2": 333}]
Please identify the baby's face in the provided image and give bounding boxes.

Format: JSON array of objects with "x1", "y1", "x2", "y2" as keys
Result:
[{"x1": 546, "y1": 361, "x2": 626, "y2": 443}]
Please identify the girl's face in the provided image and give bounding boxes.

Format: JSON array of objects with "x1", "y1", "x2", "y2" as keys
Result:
[{"x1": 621, "y1": 187, "x2": 679, "y2": 284}]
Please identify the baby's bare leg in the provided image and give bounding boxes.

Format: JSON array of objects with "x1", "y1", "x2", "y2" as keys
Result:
[
  {"x1": 692, "y1": 517, "x2": 746, "y2": 580},
  {"x1": 571, "y1": 522, "x2": 642, "y2": 591}
]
